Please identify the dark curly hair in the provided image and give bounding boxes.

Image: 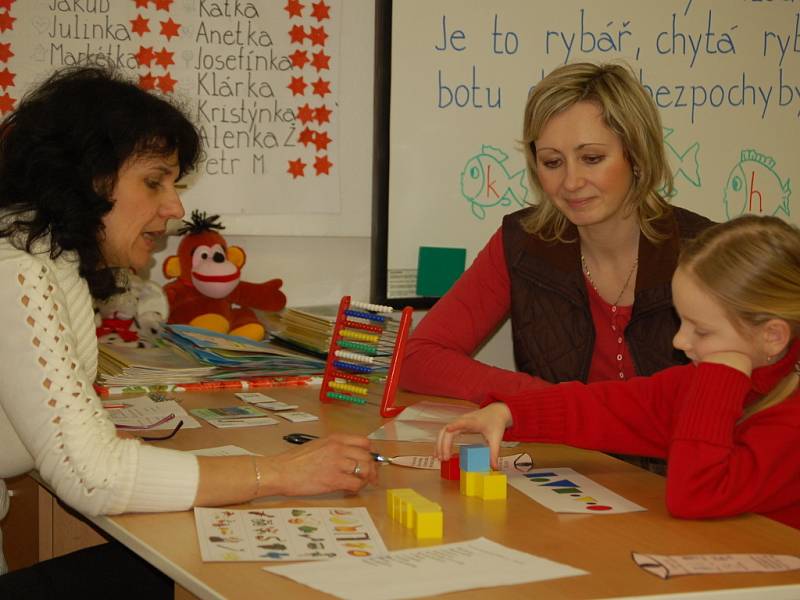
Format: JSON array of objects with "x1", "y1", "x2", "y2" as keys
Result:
[{"x1": 0, "y1": 65, "x2": 201, "y2": 299}]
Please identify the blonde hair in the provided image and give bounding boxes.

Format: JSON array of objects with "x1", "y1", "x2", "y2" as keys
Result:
[
  {"x1": 521, "y1": 62, "x2": 673, "y2": 242},
  {"x1": 679, "y1": 215, "x2": 800, "y2": 421}
]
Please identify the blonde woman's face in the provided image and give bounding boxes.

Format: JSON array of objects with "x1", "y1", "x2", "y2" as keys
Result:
[{"x1": 534, "y1": 101, "x2": 634, "y2": 230}]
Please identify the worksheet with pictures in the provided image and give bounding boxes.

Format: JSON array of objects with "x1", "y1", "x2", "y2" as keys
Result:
[{"x1": 194, "y1": 507, "x2": 387, "y2": 562}]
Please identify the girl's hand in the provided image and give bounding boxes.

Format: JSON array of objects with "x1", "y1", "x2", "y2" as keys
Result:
[{"x1": 435, "y1": 402, "x2": 513, "y2": 470}]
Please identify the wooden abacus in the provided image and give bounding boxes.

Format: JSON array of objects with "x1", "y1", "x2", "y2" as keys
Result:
[{"x1": 319, "y1": 296, "x2": 413, "y2": 417}]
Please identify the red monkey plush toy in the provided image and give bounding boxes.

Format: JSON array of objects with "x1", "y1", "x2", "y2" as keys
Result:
[{"x1": 162, "y1": 211, "x2": 286, "y2": 340}]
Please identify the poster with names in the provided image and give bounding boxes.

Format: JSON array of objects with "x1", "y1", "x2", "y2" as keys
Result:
[{"x1": 0, "y1": 0, "x2": 342, "y2": 217}]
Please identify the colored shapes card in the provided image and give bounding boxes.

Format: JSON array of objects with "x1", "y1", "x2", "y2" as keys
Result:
[
  {"x1": 416, "y1": 246, "x2": 466, "y2": 297},
  {"x1": 508, "y1": 467, "x2": 646, "y2": 514},
  {"x1": 194, "y1": 507, "x2": 387, "y2": 562}
]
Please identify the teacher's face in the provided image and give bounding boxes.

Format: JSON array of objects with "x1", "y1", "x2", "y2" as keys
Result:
[
  {"x1": 534, "y1": 101, "x2": 634, "y2": 229},
  {"x1": 100, "y1": 152, "x2": 185, "y2": 271}
]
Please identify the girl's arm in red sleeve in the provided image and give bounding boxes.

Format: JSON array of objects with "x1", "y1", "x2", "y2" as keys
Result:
[
  {"x1": 665, "y1": 363, "x2": 800, "y2": 521},
  {"x1": 488, "y1": 366, "x2": 691, "y2": 457},
  {"x1": 399, "y1": 228, "x2": 546, "y2": 404}
]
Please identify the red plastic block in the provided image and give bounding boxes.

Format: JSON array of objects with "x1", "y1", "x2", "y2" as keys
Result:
[{"x1": 440, "y1": 455, "x2": 461, "y2": 480}]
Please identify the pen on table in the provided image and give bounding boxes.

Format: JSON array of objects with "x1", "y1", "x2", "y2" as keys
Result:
[
  {"x1": 282, "y1": 432, "x2": 389, "y2": 464},
  {"x1": 100, "y1": 402, "x2": 131, "y2": 409}
]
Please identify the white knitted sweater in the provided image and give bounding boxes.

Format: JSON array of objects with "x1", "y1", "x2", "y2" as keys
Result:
[{"x1": 0, "y1": 238, "x2": 199, "y2": 535}]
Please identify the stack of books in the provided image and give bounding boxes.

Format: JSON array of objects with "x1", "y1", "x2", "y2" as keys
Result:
[
  {"x1": 271, "y1": 305, "x2": 340, "y2": 355},
  {"x1": 97, "y1": 324, "x2": 327, "y2": 387}
]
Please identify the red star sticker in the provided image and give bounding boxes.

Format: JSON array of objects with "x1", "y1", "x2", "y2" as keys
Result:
[
  {"x1": 310, "y1": 50, "x2": 330, "y2": 72},
  {"x1": 157, "y1": 73, "x2": 177, "y2": 93},
  {"x1": 296, "y1": 103, "x2": 314, "y2": 124},
  {"x1": 160, "y1": 17, "x2": 180, "y2": 40},
  {"x1": 132, "y1": 0, "x2": 149, "y2": 8},
  {"x1": 289, "y1": 49, "x2": 309, "y2": 69},
  {"x1": 313, "y1": 154, "x2": 333, "y2": 175},
  {"x1": 311, "y1": 77, "x2": 331, "y2": 98},
  {"x1": 130, "y1": 15, "x2": 150, "y2": 37},
  {"x1": 0, "y1": 0, "x2": 15, "y2": 10},
  {"x1": 0, "y1": 12, "x2": 16, "y2": 32},
  {"x1": 0, "y1": 68, "x2": 14, "y2": 90},
  {"x1": 154, "y1": 47, "x2": 174, "y2": 69},
  {"x1": 0, "y1": 42, "x2": 14, "y2": 63},
  {"x1": 284, "y1": 0, "x2": 304, "y2": 18},
  {"x1": 311, "y1": 0, "x2": 331, "y2": 22},
  {"x1": 153, "y1": 0, "x2": 174, "y2": 10},
  {"x1": 297, "y1": 127, "x2": 315, "y2": 146},
  {"x1": 313, "y1": 130, "x2": 332, "y2": 152},
  {"x1": 308, "y1": 26, "x2": 328, "y2": 46},
  {"x1": 287, "y1": 76, "x2": 307, "y2": 96},
  {"x1": 134, "y1": 46, "x2": 155, "y2": 67},
  {"x1": 314, "y1": 105, "x2": 332, "y2": 125},
  {"x1": 287, "y1": 158, "x2": 306, "y2": 179},
  {"x1": 288, "y1": 24, "x2": 306, "y2": 44},
  {"x1": 138, "y1": 72, "x2": 157, "y2": 90},
  {"x1": 0, "y1": 92, "x2": 15, "y2": 114}
]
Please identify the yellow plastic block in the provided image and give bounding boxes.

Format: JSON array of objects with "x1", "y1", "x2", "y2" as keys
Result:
[
  {"x1": 387, "y1": 488, "x2": 415, "y2": 520},
  {"x1": 460, "y1": 470, "x2": 482, "y2": 496},
  {"x1": 414, "y1": 506, "x2": 443, "y2": 539},
  {"x1": 479, "y1": 472, "x2": 507, "y2": 500}
]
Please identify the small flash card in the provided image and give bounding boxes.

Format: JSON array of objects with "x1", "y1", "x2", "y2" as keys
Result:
[
  {"x1": 278, "y1": 411, "x2": 319, "y2": 423},
  {"x1": 235, "y1": 392, "x2": 277, "y2": 403},
  {"x1": 256, "y1": 401, "x2": 299, "y2": 411}
]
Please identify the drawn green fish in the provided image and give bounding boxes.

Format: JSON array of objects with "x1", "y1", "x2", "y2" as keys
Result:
[
  {"x1": 723, "y1": 149, "x2": 791, "y2": 219},
  {"x1": 660, "y1": 127, "x2": 701, "y2": 198},
  {"x1": 460, "y1": 144, "x2": 528, "y2": 220}
]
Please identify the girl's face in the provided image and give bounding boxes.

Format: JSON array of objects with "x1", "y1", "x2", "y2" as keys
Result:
[
  {"x1": 100, "y1": 152, "x2": 184, "y2": 271},
  {"x1": 671, "y1": 267, "x2": 767, "y2": 367},
  {"x1": 534, "y1": 101, "x2": 634, "y2": 230}
]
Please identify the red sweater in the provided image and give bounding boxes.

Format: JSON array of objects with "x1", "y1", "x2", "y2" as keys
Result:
[
  {"x1": 401, "y1": 228, "x2": 636, "y2": 404},
  {"x1": 485, "y1": 340, "x2": 800, "y2": 529}
]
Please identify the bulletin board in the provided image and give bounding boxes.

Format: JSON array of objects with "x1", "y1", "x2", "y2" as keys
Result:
[
  {"x1": 372, "y1": 0, "x2": 800, "y2": 308},
  {"x1": 0, "y1": 0, "x2": 374, "y2": 237}
]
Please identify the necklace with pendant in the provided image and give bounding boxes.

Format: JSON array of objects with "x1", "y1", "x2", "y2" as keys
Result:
[{"x1": 581, "y1": 254, "x2": 639, "y2": 313}]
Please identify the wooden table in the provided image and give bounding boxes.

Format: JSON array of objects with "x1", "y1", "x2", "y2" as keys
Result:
[{"x1": 72, "y1": 387, "x2": 800, "y2": 599}]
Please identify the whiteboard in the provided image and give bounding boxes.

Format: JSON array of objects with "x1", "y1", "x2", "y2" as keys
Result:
[
  {"x1": 2, "y1": 0, "x2": 373, "y2": 236},
  {"x1": 375, "y1": 0, "x2": 800, "y2": 306}
]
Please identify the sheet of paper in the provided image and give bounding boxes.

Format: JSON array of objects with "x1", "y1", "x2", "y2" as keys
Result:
[
  {"x1": 194, "y1": 507, "x2": 386, "y2": 562},
  {"x1": 278, "y1": 411, "x2": 319, "y2": 422},
  {"x1": 368, "y1": 400, "x2": 517, "y2": 446},
  {"x1": 106, "y1": 397, "x2": 201, "y2": 430},
  {"x1": 632, "y1": 552, "x2": 800, "y2": 579},
  {"x1": 508, "y1": 467, "x2": 646, "y2": 514},
  {"x1": 265, "y1": 537, "x2": 587, "y2": 600}
]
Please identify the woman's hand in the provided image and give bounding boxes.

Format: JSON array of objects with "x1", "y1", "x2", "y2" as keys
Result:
[
  {"x1": 435, "y1": 402, "x2": 513, "y2": 470},
  {"x1": 261, "y1": 433, "x2": 378, "y2": 497}
]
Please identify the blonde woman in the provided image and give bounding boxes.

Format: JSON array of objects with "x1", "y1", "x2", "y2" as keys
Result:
[
  {"x1": 401, "y1": 62, "x2": 713, "y2": 404},
  {"x1": 436, "y1": 216, "x2": 800, "y2": 529}
]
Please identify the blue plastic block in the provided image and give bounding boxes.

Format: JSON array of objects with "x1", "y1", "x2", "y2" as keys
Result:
[{"x1": 459, "y1": 444, "x2": 490, "y2": 472}]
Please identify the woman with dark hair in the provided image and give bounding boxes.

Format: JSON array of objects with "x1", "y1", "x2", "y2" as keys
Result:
[{"x1": 0, "y1": 66, "x2": 377, "y2": 597}]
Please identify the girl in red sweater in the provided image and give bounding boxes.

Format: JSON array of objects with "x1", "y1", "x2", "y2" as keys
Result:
[{"x1": 436, "y1": 215, "x2": 800, "y2": 529}]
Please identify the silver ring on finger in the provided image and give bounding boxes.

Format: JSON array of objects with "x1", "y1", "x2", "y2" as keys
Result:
[{"x1": 352, "y1": 461, "x2": 361, "y2": 476}]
